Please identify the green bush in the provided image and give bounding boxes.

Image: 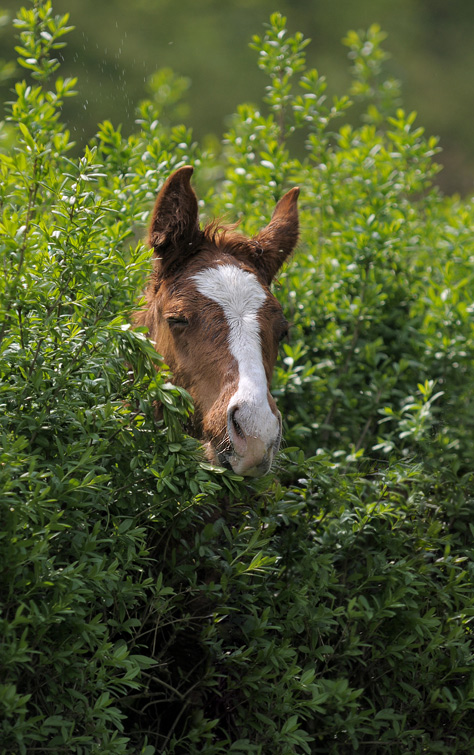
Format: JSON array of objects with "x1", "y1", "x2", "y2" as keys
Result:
[{"x1": 1, "y1": 4, "x2": 474, "y2": 753}]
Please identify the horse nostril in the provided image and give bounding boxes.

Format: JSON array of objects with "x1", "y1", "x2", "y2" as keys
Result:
[{"x1": 230, "y1": 407, "x2": 245, "y2": 439}]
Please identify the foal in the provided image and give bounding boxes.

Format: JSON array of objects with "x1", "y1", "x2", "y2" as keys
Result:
[{"x1": 136, "y1": 166, "x2": 299, "y2": 477}]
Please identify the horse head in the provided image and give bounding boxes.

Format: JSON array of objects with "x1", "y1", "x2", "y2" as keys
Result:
[{"x1": 137, "y1": 165, "x2": 299, "y2": 477}]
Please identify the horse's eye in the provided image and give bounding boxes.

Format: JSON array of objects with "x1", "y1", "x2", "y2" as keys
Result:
[{"x1": 166, "y1": 315, "x2": 189, "y2": 327}]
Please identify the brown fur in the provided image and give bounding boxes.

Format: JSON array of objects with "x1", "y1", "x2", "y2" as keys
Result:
[{"x1": 135, "y1": 165, "x2": 299, "y2": 473}]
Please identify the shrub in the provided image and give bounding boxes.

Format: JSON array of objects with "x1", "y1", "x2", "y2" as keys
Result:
[{"x1": 1, "y1": 4, "x2": 474, "y2": 754}]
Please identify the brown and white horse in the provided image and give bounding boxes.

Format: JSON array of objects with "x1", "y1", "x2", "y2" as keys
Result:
[{"x1": 136, "y1": 165, "x2": 299, "y2": 477}]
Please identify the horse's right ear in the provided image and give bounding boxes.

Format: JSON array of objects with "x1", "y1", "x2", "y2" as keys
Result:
[{"x1": 148, "y1": 165, "x2": 202, "y2": 273}]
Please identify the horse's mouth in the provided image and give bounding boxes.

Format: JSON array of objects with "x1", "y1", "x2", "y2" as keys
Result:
[
  {"x1": 215, "y1": 445, "x2": 276, "y2": 478},
  {"x1": 204, "y1": 428, "x2": 280, "y2": 478}
]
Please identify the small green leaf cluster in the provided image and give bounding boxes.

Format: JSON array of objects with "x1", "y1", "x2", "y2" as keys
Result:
[
  {"x1": 2, "y1": 5, "x2": 474, "y2": 754},
  {"x1": 13, "y1": 0, "x2": 72, "y2": 81}
]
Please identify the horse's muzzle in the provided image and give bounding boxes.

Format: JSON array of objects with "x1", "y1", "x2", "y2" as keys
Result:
[{"x1": 224, "y1": 403, "x2": 281, "y2": 477}]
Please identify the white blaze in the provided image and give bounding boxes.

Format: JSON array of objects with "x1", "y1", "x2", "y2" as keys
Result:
[{"x1": 192, "y1": 264, "x2": 280, "y2": 446}]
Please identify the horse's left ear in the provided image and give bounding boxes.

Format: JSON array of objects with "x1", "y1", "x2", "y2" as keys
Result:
[{"x1": 253, "y1": 187, "x2": 300, "y2": 284}]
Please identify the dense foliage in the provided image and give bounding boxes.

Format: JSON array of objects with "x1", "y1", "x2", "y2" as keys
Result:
[{"x1": 1, "y1": 4, "x2": 474, "y2": 753}]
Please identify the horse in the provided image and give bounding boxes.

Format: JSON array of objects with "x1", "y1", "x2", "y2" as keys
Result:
[{"x1": 135, "y1": 165, "x2": 299, "y2": 477}]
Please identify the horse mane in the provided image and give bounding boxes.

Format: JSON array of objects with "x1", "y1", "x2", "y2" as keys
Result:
[{"x1": 203, "y1": 219, "x2": 264, "y2": 261}]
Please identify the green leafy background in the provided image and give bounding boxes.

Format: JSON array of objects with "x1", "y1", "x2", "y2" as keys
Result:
[
  {"x1": 1, "y1": 3, "x2": 474, "y2": 753},
  {"x1": 1, "y1": 0, "x2": 474, "y2": 193}
]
